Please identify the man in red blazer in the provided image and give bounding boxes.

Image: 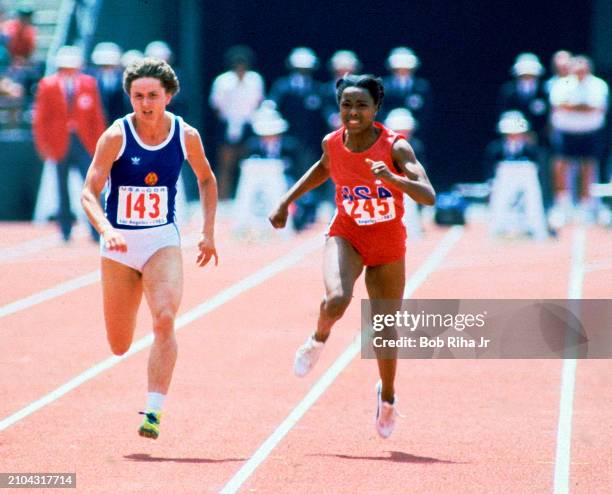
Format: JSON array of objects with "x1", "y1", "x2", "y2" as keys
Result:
[{"x1": 33, "y1": 45, "x2": 107, "y2": 241}]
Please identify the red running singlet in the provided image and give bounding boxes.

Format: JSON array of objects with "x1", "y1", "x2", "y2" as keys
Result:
[{"x1": 327, "y1": 122, "x2": 407, "y2": 266}]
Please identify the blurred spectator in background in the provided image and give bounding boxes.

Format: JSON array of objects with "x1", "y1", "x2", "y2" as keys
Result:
[
  {"x1": 0, "y1": 8, "x2": 23, "y2": 129},
  {"x1": 32, "y1": 45, "x2": 106, "y2": 242},
  {"x1": 0, "y1": 4, "x2": 10, "y2": 67},
  {"x1": 384, "y1": 107, "x2": 426, "y2": 239},
  {"x1": 144, "y1": 40, "x2": 186, "y2": 116},
  {"x1": 0, "y1": 68, "x2": 23, "y2": 128},
  {"x1": 144, "y1": 39, "x2": 172, "y2": 63},
  {"x1": 209, "y1": 45, "x2": 264, "y2": 199},
  {"x1": 498, "y1": 53, "x2": 548, "y2": 145},
  {"x1": 120, "y1": 49, "x2": 143, "y2": 69},
  {"x1": 246, "y1": 101, "x2": 298, "y2": 165},
  {"x1": 484, "y1": 110, "x2": 541, "y2": 178},
  {"x1": 2, "y1": 7, "x2": 36, "y2": 66},
  {"x1": 318, "y1": 49, "x2": 361, "y2": 207},
  {"x1": 269, "y1": 47, "x2": 325, "y2": 171},
  {"x1": 487, "y1": 111, "x2": 548, "y2": 239},
  {"x1": 89, "y1": 41, "x2": 125, "y2": 122},
  {"x1": 545, "y1": 50, "x2": 572, "y2": 96},
  {"x1": 549, "y1": 55, "x2": 608, "y2": 225},
  {"x1": 321, "y1": 50, "x2": 361, "y2": 132},
  {"x1": 382, "y1": 47, "x2": 433, "y2": 142},
  {"x1": 246, "y1": 101, "x2": 315, "y2": 231},
  {"x1": 384, "y1": 107, "x2": 426, "y2": 163}
]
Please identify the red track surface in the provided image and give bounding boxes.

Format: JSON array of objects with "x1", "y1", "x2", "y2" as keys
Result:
[{"x1": 0, "y1": 219, "x2": 610, "y2": 493}]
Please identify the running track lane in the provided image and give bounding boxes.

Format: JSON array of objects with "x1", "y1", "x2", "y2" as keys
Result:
[
  {"x1": 0, "y1": 223, "x2": 321, "y2": 419},
  {"x1": 237, "y1": 223, "x2": 585, "y2": 494},
  {"x1": 0, "y1": 225, "x2": 448, "y2": 493},
  {"x1": 0, "y1": 225, "x2": 608, "y2": 492},
  {"x1": 566, "y1": 226, "x2": 612, "y2": 493}
]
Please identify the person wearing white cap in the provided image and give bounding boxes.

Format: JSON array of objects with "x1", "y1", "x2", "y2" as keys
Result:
[
  {"x1": 120, "y1": 49, "x2": 144, "y2": 69},
  {"x1": 382, "y1": 47, "x2": 433, "y2": 143},
  {"x1": 32, "y1": 45, "x2": 107, "y2": 242},
  {"x1": 244, "y1": 102, "x2": 316, "y2": 231},
  {"x1": 497, "y1": 53, "x2": 548, "y2": 144},
  {"x1": 269, "y1": 47, "x2": 325, "y2": 165},
  {"x1": 486, "y1": 111, "x2": 548, "y2": 239},
  {"x1": 384, "y1": 108, "x2": 426, "y2": 239},
  {"x1": 144, "y1": 40, "x2": 173, "y2": 63},
  {"x1": 89, "y1": 42, "x2": 126, "y2": 122},
  {"x1": 321, "y1": 50, "x2": 361, "y2": 131},
  {"x1": 269, "y1": 47, "x2": 326, "y2": 222}
]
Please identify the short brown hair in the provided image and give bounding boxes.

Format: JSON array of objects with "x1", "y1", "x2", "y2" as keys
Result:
[{"x1": 123, "y1": 57, "x2": 180, "y2": 95}]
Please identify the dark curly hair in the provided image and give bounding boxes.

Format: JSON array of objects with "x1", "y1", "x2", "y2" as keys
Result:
[
  {"x1": 336, "y1": 74, "x2": 385, "y2": 109},
  {"x1": 123, "y1": 57, "x2": 180, "y2": 96}
]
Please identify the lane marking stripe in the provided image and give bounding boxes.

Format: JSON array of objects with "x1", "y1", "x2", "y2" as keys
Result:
[
  {"x1": 220, "y1": 226, "x2": 464, "y2": 494},
  {"x1": 0, "y1": 228, "x2": 223, "y2": 320},
  {"x1": 0, "y1": 235, "x2": 323, "y2": 431},
  {"x1": 553, "y1": 226, "x2": 586, "y2": 494}
]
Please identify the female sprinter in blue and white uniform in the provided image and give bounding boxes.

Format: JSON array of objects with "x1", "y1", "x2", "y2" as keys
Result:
[{"x1": 81, "y1": 58, "x2": 218, "y2": 439}]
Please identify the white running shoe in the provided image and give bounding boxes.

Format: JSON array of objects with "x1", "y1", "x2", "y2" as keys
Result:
[
  {"x1": 375, "y1": 380, "x2": 398, "y2": 439},
  {"x1": 294, "y1": 335, "x2": 324, "y2": 377}
]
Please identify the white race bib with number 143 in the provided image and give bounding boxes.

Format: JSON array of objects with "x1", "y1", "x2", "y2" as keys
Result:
[{"x1": 117, "y1": 186, "x2": 168, "y2": 226}]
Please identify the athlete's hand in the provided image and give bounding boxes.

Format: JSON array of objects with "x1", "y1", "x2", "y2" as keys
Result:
[
  {"x1": 197, "y1": 234, "x2": 218, "y2": 267},
  {"x1": 102, "y1": 228, "x2": 127, "y2": 252},
  {"x1": 269, "y1": 202, "x2": 289, "y2": 229},
  {"x1": 366, "y1": 158, "x2": 394, "y2": 181}
]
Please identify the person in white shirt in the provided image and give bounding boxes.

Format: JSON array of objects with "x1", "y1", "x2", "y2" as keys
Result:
[
  {"x1": 209, "y1": 45, "x2": 264, "y2": 199},
  {"x1": 549, "y1": 55, "x2": 608, "y2": 224}
]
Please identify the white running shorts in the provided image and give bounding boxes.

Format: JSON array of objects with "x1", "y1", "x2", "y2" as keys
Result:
[{"x1": 100, "y1": 223, "x2": 181, "y2": 272}]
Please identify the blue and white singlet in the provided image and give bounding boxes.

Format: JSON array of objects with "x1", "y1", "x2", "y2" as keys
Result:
[{"x1": 105, "y1": 112, "x2": 186, "y2": 230}]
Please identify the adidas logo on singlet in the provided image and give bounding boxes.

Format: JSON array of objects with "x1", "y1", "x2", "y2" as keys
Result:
[{"x1": 131, "y1": 156, "x2": 141, "y2": 165}]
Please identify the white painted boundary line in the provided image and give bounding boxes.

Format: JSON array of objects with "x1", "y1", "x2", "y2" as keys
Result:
[
  {"x1": 219, "y1": 226, "x2": 464, "y2": 494},
  {"x1": 0, "y1": 235, "x2": 323, "y2": 431},
  {"x1": 0, "y1": 271, "x2": 101, "y2": 319},
  {"x1": 0, "y1": 228, "x2": 222, "y2": 321},
  {"x1": 553, "y1": 226, "x2": 586, "y2": 494}
]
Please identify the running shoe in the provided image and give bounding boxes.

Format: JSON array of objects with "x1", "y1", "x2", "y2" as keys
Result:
[
  {"x1": 375, "y1": 380, "x2": 398, "y2": 439},
  {"x1": 294, "y1": 334, "x2": 324, "y2": 377},
  {"x1": 138, "y1": 410, "x2": 161, "y2": 439}
]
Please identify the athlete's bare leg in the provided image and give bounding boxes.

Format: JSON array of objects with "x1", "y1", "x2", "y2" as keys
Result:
[
  {"x1": 365, "y1": 258, "x2": 406, "y2": 403},
  {"x1": 101, "y1": 258, "x2": 143, "y2": 355},
  {"x1": 142, "y1": 246, "x2": 183, "y2": 395},
  {"x1": 314, "y1": 236, "x2": 364, "y2": 343}
]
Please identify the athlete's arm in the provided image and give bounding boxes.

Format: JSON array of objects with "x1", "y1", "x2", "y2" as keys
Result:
[
  {"x1": 184, "y1": 123, "x2": 218, "y2": 267},
  {"x1": 366, "y1": 139, "x2": 436, "y2": 206},
  {"x1": 269, "y1": 135, "x2": 331, "y2": 229},
  {"x1": 81, "y1": 122, "x2": 127, "y2": 251}
]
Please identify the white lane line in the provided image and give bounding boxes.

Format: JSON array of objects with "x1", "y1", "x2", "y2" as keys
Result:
[
  {"x1": 0, "y1": 271, "x2": 101, "y2": 319},
  {"x1": 219, "y1": 226, "x2": 464, "y2": 494},
  {"x1": 404, "y1": 226, "x2": 465, "y2": 298},
  {"x1": 0, "y1": 234, "x2": 323, "y2": 431},
  {"x1": 553, "y1": 226, "x2": 586, "y2": 494},
  {"x1": 0, "y1": 228, "x2": 217, "y2": 321}
]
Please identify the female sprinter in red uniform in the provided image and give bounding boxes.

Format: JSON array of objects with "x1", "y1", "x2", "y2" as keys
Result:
[{"x1": 269, "y1": 74, "x2": 435, "y2": 438}]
